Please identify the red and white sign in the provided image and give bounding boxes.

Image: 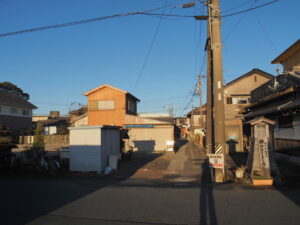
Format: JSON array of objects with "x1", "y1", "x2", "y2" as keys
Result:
[{"x1": 208, "y1": 154, "x2": 224, "y2": 169}]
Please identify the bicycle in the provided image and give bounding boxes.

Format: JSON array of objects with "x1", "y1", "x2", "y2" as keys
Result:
[{"x1": 36, "y1": 150, "x2": 60, "y2": 176}]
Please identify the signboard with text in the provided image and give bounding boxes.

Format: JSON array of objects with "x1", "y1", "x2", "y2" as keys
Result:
[{"x1": 208, "y1": 154, "x2": 224, "y2": 169}]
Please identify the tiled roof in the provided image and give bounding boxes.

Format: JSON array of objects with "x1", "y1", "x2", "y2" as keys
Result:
[
  {"x1": 250, "y1": 72, "x2": 300, "y2": 103},
  {"x1": 0, "y1": 91, "x2": 37, "y2": 109}
]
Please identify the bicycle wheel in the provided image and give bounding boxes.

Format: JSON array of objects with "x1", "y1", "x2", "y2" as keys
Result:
[{"x1": 48, "y1": 160, "x2": 60, "y2": 176}]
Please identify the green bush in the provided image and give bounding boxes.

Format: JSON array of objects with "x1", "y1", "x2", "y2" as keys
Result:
[{"x1": 33, "y1": 123, "x2": 44, "y2": 150}]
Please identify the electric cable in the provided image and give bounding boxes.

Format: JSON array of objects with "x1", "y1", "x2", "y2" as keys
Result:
[
  {"x1": 0, "y1": 2, "x2": 189, "y2": 38},
  {"x1": 132, "y1": 0, "x2": 168, "y2": 91}
]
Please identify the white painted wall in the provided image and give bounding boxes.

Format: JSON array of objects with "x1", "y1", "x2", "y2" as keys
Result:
[
  {"x1": 0, "y1": 104, "x2": 32, "y2": 117},
  {"x1": 69, "y1": 126, "x2": 120, "y2": 173},
  {"x1": 45, "y1": 126, "x2": 57, "y2": 135},
  {"x1": 274, "y1": 115, "x2": 300, "y2": 140}
]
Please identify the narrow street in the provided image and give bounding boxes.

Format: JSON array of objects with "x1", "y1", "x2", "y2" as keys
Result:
[{"x1": 1, "y1": 142, "x2": 300, "y2": 225}]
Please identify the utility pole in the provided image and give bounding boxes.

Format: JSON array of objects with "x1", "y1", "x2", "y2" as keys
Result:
[
  {"x1": 196, "y1": 75, "x2": 205, "y2": 129},
  {"x1": 166, "y1": 104, "x2": 174, "y2": 118},
  {"x1": 206, "y1": 18, "x2": 213, "y2": 155},
  {"x1": 207, "y1": 0, "x2": 226, "y2": 182}
]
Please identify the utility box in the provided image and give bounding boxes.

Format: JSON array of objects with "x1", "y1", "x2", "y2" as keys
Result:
[{"x1": 69, "y1": 125, "x2": 120, "y2": 173}]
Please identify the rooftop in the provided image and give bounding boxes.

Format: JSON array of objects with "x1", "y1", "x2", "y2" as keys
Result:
[
  {"x1": 0, "y1": 90, "x2": 37, "y2": 110},
  {"x1": 83, "y1": 84, "x2": 140, "y2": 102},
  {"x1": 272, "y1": 39, "x2": 300, "y2": 64}
]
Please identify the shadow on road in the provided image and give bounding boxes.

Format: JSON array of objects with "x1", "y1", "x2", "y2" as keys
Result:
[
  {"x1": 173, "y1": 139, "x2": 189, "y2": 153},
  {"x1": 0, "y1": 152, "x2": 162, "y2": 225},
  {"x1": 199, "y1": 159, "x2": 218, "y2": 225},
  {"x1": 275, "y1": 158, "x2": 300, "y2": 207}
]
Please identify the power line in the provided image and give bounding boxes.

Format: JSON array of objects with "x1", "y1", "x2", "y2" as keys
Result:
[
  {"x1": 253, "y1": 10, "x2": 278, "y2": 53},
  {"x1": 141, "y1": 0, "x2": 280, "y2": 19},
  {"x1": 0, "y1": 0, "x2": 279, "y2": 38},
  {"x1": 223, "y1": 0, "x2": 257, "y2": 42},
  {"x1": 222, "y1": 0, "x2": 280, "y2": 18},
  {"x1": 222, "y1": 0, "x2": 256, "y2": 13},
  {"x1": 0, "y1": 3, "x2": 186, "y2": 38},
  {"x1": 132, "y1": 0, "x2": 168, "y2": 91}
]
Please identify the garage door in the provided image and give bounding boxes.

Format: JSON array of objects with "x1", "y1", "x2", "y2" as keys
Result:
[{"x1": 128, "y1": 126, "x2": 174, "y2": 152}]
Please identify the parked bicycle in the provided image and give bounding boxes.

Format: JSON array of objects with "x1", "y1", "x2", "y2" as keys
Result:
[{"x1": 36, "y1": 149, "x2": 60, "y2": 176}]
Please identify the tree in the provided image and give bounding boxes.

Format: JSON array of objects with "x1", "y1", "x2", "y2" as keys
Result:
[
  {"x1": 0, "y1": 124, "x2": 13, "y2": 144},
  {"x1": 33, "y1": 123, "x2": 44, "y2": 150},
  {"x1": 0, "y1": 81, "x2": 30, "y2": 100}
]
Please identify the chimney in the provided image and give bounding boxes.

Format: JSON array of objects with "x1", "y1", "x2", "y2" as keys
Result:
[{"x1": 50, "y1": 111, "x2": 60, "y2": 118}]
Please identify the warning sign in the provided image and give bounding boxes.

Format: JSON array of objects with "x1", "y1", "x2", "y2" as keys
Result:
[{"x1": 208, "y1": 154, "x2": 224, "y2": 169}]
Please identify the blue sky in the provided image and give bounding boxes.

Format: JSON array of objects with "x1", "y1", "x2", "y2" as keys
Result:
[{"x1": 0, "y1": 0, "x2": 299, "y2": 116}]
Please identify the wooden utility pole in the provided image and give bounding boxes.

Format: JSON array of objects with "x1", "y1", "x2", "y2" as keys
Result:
[{"x1": 207, "y1": 0, "x2": 226, "y2": 182}]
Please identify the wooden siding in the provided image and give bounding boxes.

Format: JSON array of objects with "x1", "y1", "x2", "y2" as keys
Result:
[
  {"x1": 275, "y1": 138, "x2": 300, "y2": 152},
  {"x1": 87, "y1": 86, "x2": 126, "y2": 126}
]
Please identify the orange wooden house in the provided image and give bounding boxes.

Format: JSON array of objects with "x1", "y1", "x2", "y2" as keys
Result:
[{"x1": 83, "y1": 84, "x2": 140, "y2": 126}]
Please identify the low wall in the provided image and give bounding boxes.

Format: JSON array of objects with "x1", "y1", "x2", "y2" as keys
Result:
[
  {"x1": 44, "y1": 135, "x2": 69, "y2": 151},
  {"x1": 18, "y1": 135, "x2": 69, "y2": 151}
]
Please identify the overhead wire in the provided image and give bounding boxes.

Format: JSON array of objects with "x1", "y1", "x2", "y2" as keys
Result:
[
  {"x1": 253, "y1": 10, "x2": 278, "y2": 53},
  {"x1": 222, "y1": 0, "x2": 279, "y2": 18},
  {"x1": 223, "y1": 0, "x2": 257, "y2": 42},
  {"x1": 0, "y1": 2, "x2": 190, "y2": 38},
  {"x1": 0, "y1": 0, "x2": 280, "y2": 38},
  {"x1": 222, "y1": 0, "x2": 257, "y2": 13},
  {"x1": 132, "y1": 0, "x2": 168, "y2": 91}
]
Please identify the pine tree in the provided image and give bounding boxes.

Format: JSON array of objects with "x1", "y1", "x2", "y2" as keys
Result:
[{"x1": 33, "y1": 123, "x2": 44, "y2": 150}]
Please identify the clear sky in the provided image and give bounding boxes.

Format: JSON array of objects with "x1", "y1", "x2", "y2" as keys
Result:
[{"x1": 0, "y1": 0, "x2": 299, "y2": 116}]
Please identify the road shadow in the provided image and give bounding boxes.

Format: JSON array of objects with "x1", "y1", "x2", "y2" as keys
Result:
[
  {"x1": 199, "y1": 160, "x2": 218, "y2": 225},
  {"x1": 0, "y1": 151, "x2": 162, "y2": 225},
  {"x1": 173, "y1": 139, "x2": 188, "y2": 153},
  {"x1": 274, "y1": 158, "x2": 300, "y2": 207},
  {"x1": 229, "y1": 152, "x2": 248, "y2": 167}
]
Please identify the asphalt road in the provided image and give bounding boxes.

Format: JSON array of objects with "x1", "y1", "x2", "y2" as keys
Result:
[
  {"x1": 1, "y1": 151, "x2": 300, "y2": 225},
  {"x1": 0, "y1": 177, "x2": 300, "y2": 225}
]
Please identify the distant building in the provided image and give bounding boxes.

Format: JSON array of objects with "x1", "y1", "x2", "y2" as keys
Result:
[
  {"x1": 185, "y1": 69, "x2": 273, "y2": 152},
  {"x1": 186, "y1": 105, "x2": 206, "y2": 135},
  {"x1": 224, "y1": 68, "x2": 274, "y2": 152},
  {"x1": 0, "y1": 90, "x2": 37, "y2": 134},
  {"x1": 83, "y1": 84, "x2": 174, "y2": 151},
  {"x1": 69, "y1": 106, "x2": 88, "y2": 127},
  {"x1": 245, "y1": 40, "x2": 300, "y2": 153},
  {"x1": 33, "y1": 111, "x2": 70, "y2": 135},
  {"x1": 244, "y1": 73, "x2": 300, "y2": 152},
  {"x1": 84, "y1": 84, "x2": 140, "y2": 126}
]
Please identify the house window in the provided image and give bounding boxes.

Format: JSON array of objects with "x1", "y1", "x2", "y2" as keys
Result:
[
  {"x1": 227, "y1": 97, "x2": 233, "y2": 104},
  {"x1": 127, "y1": 100, "x2": 136, "y2": 113},
  {"x1": 88, "y1": 100, "x2": 98, "y2": 110},
  {"x1": 232, "y1": 97, "x2": 250, "y2": 104},
  {"x1": 10, "y1": 108, "x2": 17, "y2": 114},
  {"x1": 278, "y1": 116, "x2": 293, "y2": 128},
  {"x1": 22, "y1": 110, "x2": 29, "y2": 116},
  {"x1": 254, "y1": 75, "x2": 257, "y2": 82},
  {"x1": 88, "y1": 100, "x2": 115, "y2": 110},
  {"x1": 98, "y1": 100, "x2": 115, "y2": 110}
]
